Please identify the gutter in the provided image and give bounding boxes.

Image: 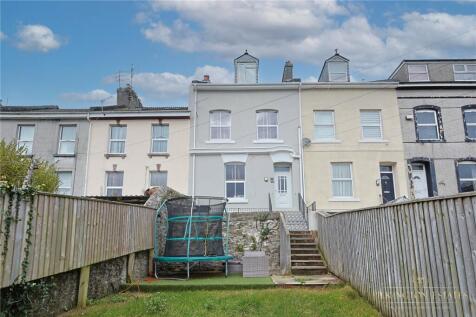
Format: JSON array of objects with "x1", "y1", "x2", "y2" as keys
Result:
[{"x1": 191, "y1": 85, "x2": 197, "y2": 197}]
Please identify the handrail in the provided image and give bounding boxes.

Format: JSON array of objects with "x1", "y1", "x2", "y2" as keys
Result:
[{"x1": 268, "y1": 192, "x2": 273, "y2": 212}]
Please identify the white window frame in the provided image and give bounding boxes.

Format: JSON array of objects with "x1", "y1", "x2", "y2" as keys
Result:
[
  {"x1": 313, "y1": 110, "x2": 336, "y2": 141},
  {"x1": 105, "y1": 171, "x2": 124, "y2": 196},
  {"x1": 457, "y1": 161, "x2": 476, "y2": 192},
  {"x1": 331, "y1": 162, "x2": 354, "y2": 198},
  {"x1": 149, "y1": 170, "x2": 168, "y2": 187},
  {"x1": 57, "y1": 125, "x2": 77, "y2": 155},
  {"x1": 150, "y1": 124, "x2": 169, "y2": 153},
  {"x1": 16, "y1": 125, "x2": 35, "y2": 155},
  {"x1": 328, "y1": 62, "x2": 348, "y2": 82},
  {"x1": 416, "y1": 109, "x2": 440, "y2": 141},
  {"x1": 225, "y1": 162, "x2": 246, "y2": 200},
  {"x1": 210, "y1": 110, "x2": 232, "y2": 141},
  {"x1": 360, "y1": 110, "x2": 383, "y2": 140},
  {"x1": 57, "y1": 171, "x2": 73, "y2": 195},
  {"x1": 256, "y1": 110, "x2": 279, "y2": 140},
  {"x1": 108, "y1": 125, "x2": 127, "y2": 154},
  {"x1": 408, "y1": 64, "x2": 430, "y2": 82},
  {"x1": 453, "y1": 64, "x2": 476, "y2": 81},
  {"x1": 464, "y1": 109, "x2": 476, "y2": 140},
  {"x1": 237, "y1": 63, "x2": 257, "y2": 84}
]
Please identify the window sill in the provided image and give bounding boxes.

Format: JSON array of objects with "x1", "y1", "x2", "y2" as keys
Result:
[
  {"x1": 416, "y1": 139, "x2": 445, "y2": 143},
  {"x1": 227, "y1": 198, "x2": 248, "y2": 204},
  {"x1": 206, "y1": 140, "x2": 236, "y2": 144},
  {"x1": 312, "y1": 139, "x2": 341, "y2": 144},
  {"x1": 328, "y1": 197, "x2": 361, "y2": 202},
  {"x1": 105, "y1": 153, "x2": 126, "y2": 158},
  {"x1": 54, "y1": 154, "x2": 76, "y2": 157},
  {"x1": 359, "y1": 139, "x2": 389, "y2": 143},
  {"x1": 253, "y1": 139, "x2": 284, "y2": 144},
  {"x1": 148, "y1": 153, "x2": 170, "y2": 158}
]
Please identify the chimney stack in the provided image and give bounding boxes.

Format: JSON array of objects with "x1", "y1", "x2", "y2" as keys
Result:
[
  {"x1": 282, "y1": 60, "x2": 293, "y2": 82},
  {"x1": 203, "y1": 74, "x2": 210, "y2": 82},
  {"x1": 116, "y1": 84, "x2": 143, "y2": 109}
]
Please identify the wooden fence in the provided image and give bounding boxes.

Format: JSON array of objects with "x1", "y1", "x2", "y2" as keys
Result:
[
  {"x1": 316, "y1": 193, "x2": 476, "y2": 317},
  {"x1": 0, "y1": 192, "x2": 155, "y2": 289}
]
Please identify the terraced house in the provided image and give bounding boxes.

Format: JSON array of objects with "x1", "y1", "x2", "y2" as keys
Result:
[
  {"x1": 0, "y1": 105, "x2": 90, "y2": 195},
  {"x1": 189, "y1": 51, "x2": 304, "y2": 213},
  {"x1": 301, "y1": 52, "x2": 409, "y2": 219},
  {"x1": 389, "y1": 59, "x2": 476, "y2": 198},
  {"x1": 84, "y1": 86, "x2": 190, "y2": 196}
]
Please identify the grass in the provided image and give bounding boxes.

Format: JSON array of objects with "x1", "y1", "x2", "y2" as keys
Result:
[
  {"x1": 63, "y1": 285, "x2": 381, "y2": 317},
  {"x1": 124, "y1": 274, "x2": 274, "y2": 291}
]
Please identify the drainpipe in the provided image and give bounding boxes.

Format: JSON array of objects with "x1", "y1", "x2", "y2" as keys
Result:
[
  {"x1": 83, "y1": 112, "x2": 92, "y2": 196},
  {"x1": 191, "y1": 85, "x2": 197, "y2": 197},
  {"x1": 298, "y1": 82, "x2": 305, "y2": 202}
]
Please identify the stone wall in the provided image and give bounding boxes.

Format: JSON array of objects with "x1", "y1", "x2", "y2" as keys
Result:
[
  {"x1": 228, "y1": 212, "x2": 280, "y2": 273},
  {"x1": 0, "y1": 250, "x2": 151, "y2": 316},
  {"x1": 156, "y1": 212, "x2": 281, "y2": 275}
]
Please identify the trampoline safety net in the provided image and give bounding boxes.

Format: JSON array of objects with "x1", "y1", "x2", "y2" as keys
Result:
[{"x1": 154, "y1": 196, "x2": 232, "y2": 277}]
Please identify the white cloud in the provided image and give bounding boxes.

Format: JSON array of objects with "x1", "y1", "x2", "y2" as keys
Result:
[
  {"x1": 140, "y1": 1, "x2": 476, "y2": 78},
  {"x1": 0, "y1": 31, "x2": 6, "y2": 41},
  {"x1": 105, "y1": 65, "x2": 233, "y2": 100},
  {"x1": 61, "y1": 89, "x2": 114, "y2": 103},
  {"x1": 16, "y1": 24, "x2": 61, "y2": 53}
]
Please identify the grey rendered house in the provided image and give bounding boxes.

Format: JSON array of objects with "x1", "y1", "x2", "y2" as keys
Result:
[
  {"x1": 389, "y1": 59, "x2": 476, "y2": 198},
  {"x1": 0, "y1": 105, "x2": 90, "y2": 195},
  {"x1": 189, "y1": 51, "x2": 303, "y2": 211}
]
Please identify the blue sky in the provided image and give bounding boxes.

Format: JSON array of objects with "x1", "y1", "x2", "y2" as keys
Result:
[{"x1": 1, "y1": 0, "x2": 475, "y2": 108}]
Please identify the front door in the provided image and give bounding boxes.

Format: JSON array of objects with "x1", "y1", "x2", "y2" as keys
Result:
[
  {"x1": 411, "y1": 163, "x2": 429, "y2": 198},
  {"x1": 274, "y1": 165, "x2": 292, "y2": 209},
  {"x1": 380, "y1": 165, "x2": 396, "y2": 203}
]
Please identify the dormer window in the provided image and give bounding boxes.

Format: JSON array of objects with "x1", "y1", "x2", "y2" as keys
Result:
[
  {"x1": 328, "y1": 62, "x2": 348, "y2": 82},
  {"x1": 319, "y1": 50, "x2": 350, "y2": 83},
  {"x1": 234, "y1": 50, "x2": 259, "y2": 84},
  {"x1": 454, "y1": 64, "x2": 476, "y2": 81},
  {"x1": 408, "y1": 65, "x2": 429, "y2": 82}
]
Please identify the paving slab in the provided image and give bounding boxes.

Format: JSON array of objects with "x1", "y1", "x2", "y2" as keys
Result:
[{"x1": 272, "y1": 274, "x2": 342, "y2": 286}]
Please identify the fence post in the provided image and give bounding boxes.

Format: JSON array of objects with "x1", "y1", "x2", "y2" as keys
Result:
[{"x1": 77, "y1": 265, "x2": 90, "y2": 308}]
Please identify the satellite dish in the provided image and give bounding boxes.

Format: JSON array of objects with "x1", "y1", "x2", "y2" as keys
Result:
[{"x1": 302, "y1": 137, "x2": 311, "y2": 146}]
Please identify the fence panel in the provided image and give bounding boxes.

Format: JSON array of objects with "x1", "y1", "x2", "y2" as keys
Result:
[
  {"x1": 0, "y1": 192, "x2": 155, "y2": 289},
  {"x1": 316, "y1": 193, "x2": 476, "y2": 317}
]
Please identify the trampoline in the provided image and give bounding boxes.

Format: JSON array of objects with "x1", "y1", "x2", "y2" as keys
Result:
[{"x1": 153, "y1": 196, "x2": 233, "y2": 279}]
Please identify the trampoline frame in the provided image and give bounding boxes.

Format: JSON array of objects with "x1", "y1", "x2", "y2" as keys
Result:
[{"x1": 153, "y1": 196, "x2": 233, "y2": 279}]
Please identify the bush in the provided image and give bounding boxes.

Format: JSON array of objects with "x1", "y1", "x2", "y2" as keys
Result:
[
  {"x1": 0, "y1": 140, "x2": 59, "y2": 192},
  {"x1": 144, "y1": 294, "x2": 167, "y2": 314}
]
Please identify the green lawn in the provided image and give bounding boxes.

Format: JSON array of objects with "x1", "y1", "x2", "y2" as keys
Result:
[{"x1": 64, "y1": 285, "x2": 381, "y2": 317}]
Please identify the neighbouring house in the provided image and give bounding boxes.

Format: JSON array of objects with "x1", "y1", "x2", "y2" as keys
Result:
[
  {"x1": 0, "y1": 105, "x2": 90, "y2": 195},
  {"x1": 389, "y1": 59, "x2": 476, "y2": 198},
  {"x1": 302, "y1": 51, "x2": 409, "y2": 220},
  {"x1": 84, "y1": 86, "x2": 190, "y2": 196},
  {"x1": 189, "y1": 51, "x2": 303, "y2": 212}
]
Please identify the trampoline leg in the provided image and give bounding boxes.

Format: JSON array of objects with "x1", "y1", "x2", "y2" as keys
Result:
[
  {"x1": 187, "y1": 262, "x2": 190, "y2": 279},
  {"x1": 154, "y1": 261, "x2": 159, "y2": 279},
  {"x1": 225, "y1": 261, "x2": 228, "y2": 277}
]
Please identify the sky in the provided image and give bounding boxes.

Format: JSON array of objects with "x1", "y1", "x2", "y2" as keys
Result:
[{"x1": 1, "y1": 0, "x2": 475, "y2": 108}]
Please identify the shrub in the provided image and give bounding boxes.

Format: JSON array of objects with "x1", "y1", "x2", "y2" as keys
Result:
[{"x1": 0, "y1": 140, "x2": 59, "y2": 192}]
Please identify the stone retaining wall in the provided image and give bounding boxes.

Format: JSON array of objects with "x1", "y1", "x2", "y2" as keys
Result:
[{"x1": 0, "y1": 250, "x2": 151, "y2": 316}]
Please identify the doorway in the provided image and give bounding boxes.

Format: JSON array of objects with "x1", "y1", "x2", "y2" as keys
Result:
[
  {"x1": 274, "y1": 165, "x2": 292, "y2": 209},
  {"x1": 380, "y1": 164, "x2": 396, "y2": 203}
]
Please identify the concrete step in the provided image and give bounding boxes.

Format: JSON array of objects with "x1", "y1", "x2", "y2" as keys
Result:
[
  {"x1": 291, "y1": 260, "x2": 325, "y2": 267},
  {"x1": 290, "y1": 238, "x2": 314, "y2": 243},
  {"x1": 291, "y1": 248, "x2": 319, "y2": 254},
  {"x1": 291, "y1": 266, "x2": 328, "y2": 275},
  {"x1": 291, "y1": 254, "x2": 322, "y2": 260},
  {"x1": 290, "y1": 243, "x2": 316, "y2": 248}
]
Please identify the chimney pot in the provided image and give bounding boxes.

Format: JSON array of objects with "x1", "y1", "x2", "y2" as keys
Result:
[{"x1": 203, "y1": 74, "x2": 210, "y2": 82}]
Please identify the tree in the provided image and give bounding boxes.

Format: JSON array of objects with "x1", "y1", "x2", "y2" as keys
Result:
[{"x1": 0, "y1": 139, "x2": 59, "y2": 192}]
